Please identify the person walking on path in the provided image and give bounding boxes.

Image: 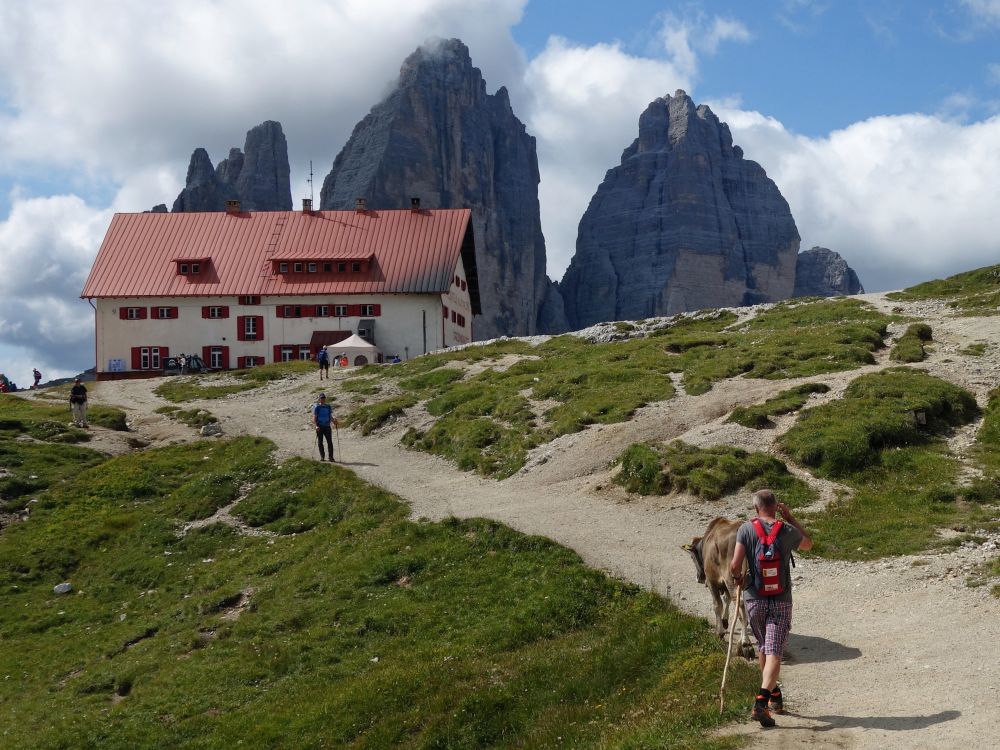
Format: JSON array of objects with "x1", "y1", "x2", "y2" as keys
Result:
[
  {"x1": 729, "y1": 489, "x2": 813, "y2": 728},
  {"x1": 69, "y1": 377, "x2": 89, "y2": 428},
  {"x1": 311, "y1": 393, "x2": 338, "y2": 461},
  {"x1": 32, "y1": 368, "x2": 42, "y2": 389},
  {"x1": 317, "y1": 346, "x2": 330, "y2": 379}
]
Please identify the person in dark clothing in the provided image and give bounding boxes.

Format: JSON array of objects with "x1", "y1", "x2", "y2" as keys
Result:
[
  {"x1": 730, "y1": 489, "x2": 812, "y2": 728},
  {"x1": 311, "y1": 393, "x2": 337, "y2": 461},
  {"x1": 70, "y1": 378, "x2": 89, "y2": 428},
  {"x1": 317, "y1": 347, "x2": 330, "y2": 379},
  {"x1": 33, "y1": 368, "x2": 42, "y2": 388}
]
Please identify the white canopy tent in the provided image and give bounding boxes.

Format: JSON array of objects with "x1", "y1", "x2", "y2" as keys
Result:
[{"x1": 328, "y1": 334, "x2": 378, "y2": 367}]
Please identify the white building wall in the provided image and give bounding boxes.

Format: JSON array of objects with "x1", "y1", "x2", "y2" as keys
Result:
[
  {"x1": 94, "y1": 284, "x2": 474, "y2": 375},
  {"x1": 442, "y1": 256, "x2": 473, "y2": 346}
]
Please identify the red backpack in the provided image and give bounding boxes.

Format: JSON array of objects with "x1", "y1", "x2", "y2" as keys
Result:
[{"x1": 751, "y1": 519, "x2": 785, "y2": 596}]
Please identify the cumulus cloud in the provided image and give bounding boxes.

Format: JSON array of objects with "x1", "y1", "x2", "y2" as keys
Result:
[{"x1": 717, "y1": 105, "x2": 1000, "y2": 292}]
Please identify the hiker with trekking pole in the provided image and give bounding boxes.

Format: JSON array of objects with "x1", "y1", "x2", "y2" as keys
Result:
[
  {"x1": 311, "y1": 393, "x2": 338, "y2": 462},
  {"x1": 726, "y1": 489, "x2": 813, "y2": 728}
]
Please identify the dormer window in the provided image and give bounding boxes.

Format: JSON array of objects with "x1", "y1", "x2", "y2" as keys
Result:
[
  {"x1": 179, "y1": 263, "x2": 188, "y2": 274},
  {"x1": 294, "y1": 262, "x2": 303, "y2": 273},
  {"x1": 352, "y1": 261, "x2": 361, "y2": 273},
  {"x1": 308, "y1": 262, "x2": 317, "y2": 273},
  {"x1": 191, "y1": 263, "x2": 200, "y2": 274},
  {"x1": 279, "y1": 262, "x2": 288, "y2": 273},
  {"x1": 323, "y1": 263, "x2": 332, "y2": 273},
  {"x1": 337, "y1": 262, "x2": 346, "y2": 273},
  {"x1": 175, "y1": 257, "x2": 209, "y2": 276}
]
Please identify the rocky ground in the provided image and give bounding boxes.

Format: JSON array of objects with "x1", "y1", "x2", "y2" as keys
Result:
[{"x1": 47, "y1": 292, "x2": 1000, "y2": 750}]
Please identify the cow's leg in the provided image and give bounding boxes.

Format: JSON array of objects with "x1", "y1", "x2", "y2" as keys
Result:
[{"x1": 709, "y1": 583, "x2": 727, "y2": 638}]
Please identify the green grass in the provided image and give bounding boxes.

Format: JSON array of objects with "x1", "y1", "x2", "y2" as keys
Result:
[
  {"x1": 959, "y1": 342, "x2": 988, "y2": 357},
  {"x1": 974, "y1": 389, "x2": 1000, "y2": 496},
  {"x1": 349, "y1": 298, "x2": 890, "y2": 477},
  {"x1": 0, "y1": 433, "x2": 757, "y2": 749},
  {"x1": 615, "y1": 440, "x2": 817, "y2": 507},
  {"x1": 155, "y1": 406, "x2": 219, "y2": 429},
  {"x1": 727, "y1": 382, "x2": 831, "y2": 428},
  {"x1": 887, "y1": 264, "x2": 1000, "y2": 315},
  {"x1": 889, "y1": 323, "x2": 933, "y2": 363},
  {"x1": 347, "y1": 395, "x2": 418, "y2": 436},
  {"x1": 154, "y1": 361, "x2": 315, "y2": 403},
  {"x1": 779, "y1": 369, "x2": 995, "y2": 559}
]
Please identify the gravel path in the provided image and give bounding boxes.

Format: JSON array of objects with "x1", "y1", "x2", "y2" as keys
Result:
[{"x1": 87, "y1": 292, "x2": 1000, "y2": 750}]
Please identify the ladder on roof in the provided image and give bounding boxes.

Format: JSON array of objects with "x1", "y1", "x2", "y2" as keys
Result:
[{"x1": 260, "y1": 216, "x2": 288, "y2": 277}]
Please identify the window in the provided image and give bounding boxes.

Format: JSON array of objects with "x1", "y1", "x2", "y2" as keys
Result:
[
  {"x1": 455, "y1": 275, "x2": 460, "y2": 286},
  {"x1": 209, "y1": 347, "x2": 224, "y2": 369},
  {"x1": 323, "y1": 263, "x2": 332, "y2": 273},
  {"x1": 456, "y1": 313, "x2": 466, "y2": 327},
  {"x1": 361, "y1": 304, "x2": 375, "y2": 316},
  {"x1": 191, "y1": 263, "x2": 200, "y2": 274},
  {"x1": 135, "y1": 346, "x2": 163, "y2": 370},
  {"x1": 334, "y1": 305, "x2": 348, "y2": 317},
  {"x1": 337, "y1": 262, "x2": 346, "y2": 273},
  {"x1": 243, "y1": 356, "x2": 261, "y2": 368},
  {"x1": 317, "y1": 305, "x2": 329, "y2": 317},
  {"x1": 209, "y1": 307, "x2": 224, "y2": 319},
  {"x1": 239, "y1": 295, "x2": 261, "y2": 305},
  {"x1": 460, "y1": 280, "x2": 467, "y2": 291},
  {"x1": 451, "y1": 310, "x2": 457, "y2": 323},
  {"x1": 351, "y1": 262, "x2": 361, "y2": 273},
  {"x1": 245, "y1": 317, "x2": 258, "y2": 340},
  {"x1": 308, "y1": 263, "x2": 317, "y2": 273},
  {"x1": 279, "y1": 262, "x2": 288, "y2": 273},
  {"x1": 294, "y1": 262, "x2": 303, "y2": 273},
  {"x1": 299, "y1": 346, "x2": 311, "y2": 360},
  {"x1": 281, "y1": 347, "x2": 294, "y2": 362},
  {"x1": 179, "y1": 263, "x2": 188, "y2": 274},
  {"x1": 127, "y1": 307, "x2": 143, "y2": 320},
  {"x1": 157, "y1": 307, "x2": 176, "y2": 319}
]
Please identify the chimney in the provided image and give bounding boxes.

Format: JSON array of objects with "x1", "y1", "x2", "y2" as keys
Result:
[
  {"x1": 302, "y1": 198, "x2": 313, "y2": 213},
  {"x1": 410, "y1": 197, "x2": 421, "y2": 212},
  {"x1": 355, "y1": 197, "x2": 367, "y2": 213},
  {"x1": 225, "y1": 199, "x2": 241, "y2": 214}
]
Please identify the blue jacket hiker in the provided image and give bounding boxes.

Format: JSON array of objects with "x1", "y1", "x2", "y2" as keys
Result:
[
  {"x1": 311, "y1": 393, "x2": 338, "y2": 461},
  {"x1": 317, "y1": 346, "x2": 330, "y2": 379}
]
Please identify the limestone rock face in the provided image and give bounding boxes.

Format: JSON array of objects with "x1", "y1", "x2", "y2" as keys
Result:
[
  {"x1": 559, "y1": 91, "x2": 800, "y2": 329},
  {"x1": 172, "y1": 121, "x2": 292, "y2": 212},
  {"x1": 794, "y1": 246, "x2": 865, "y2": 297},
  {"x1": 320, "y1": 39, "x2": 560, "y2": 339}
]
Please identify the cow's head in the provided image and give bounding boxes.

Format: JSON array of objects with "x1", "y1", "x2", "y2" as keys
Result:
[{"x1": 682, "y1": 537, "x2": 706, "y2": 584}]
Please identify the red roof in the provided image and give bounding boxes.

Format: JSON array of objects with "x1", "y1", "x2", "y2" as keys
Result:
[{"x1": 81, "y1": 208, "x2": 480, "y2": 311}]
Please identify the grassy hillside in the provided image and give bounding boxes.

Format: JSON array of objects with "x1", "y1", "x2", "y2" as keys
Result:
[
  {"x1": 346, "y1": 298, "x2": 890, "y2": 477},
  {"x1": 0, "y1": 397, "x2": 756, "y2": 750},
  {"x1": 887, "y1": 263, "x2": 1000, "y2": 315}
]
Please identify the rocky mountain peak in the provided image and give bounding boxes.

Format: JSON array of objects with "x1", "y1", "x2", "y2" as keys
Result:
[
  {"x1": 559, "y1": 91, "x2": 800, "y2": 328},
  {"x1": 794, "y1": 247, "x2": 865, "y2": 297}
]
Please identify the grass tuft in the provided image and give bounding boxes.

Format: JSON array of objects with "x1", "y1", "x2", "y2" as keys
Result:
[{"x1": 727, "y1": 382, "x2": 831, "y2": 429}]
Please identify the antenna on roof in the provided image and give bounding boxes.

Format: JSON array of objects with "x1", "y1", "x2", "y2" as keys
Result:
[{"x1": 308, "y1": 160, "x2": 314, "y2": 204}]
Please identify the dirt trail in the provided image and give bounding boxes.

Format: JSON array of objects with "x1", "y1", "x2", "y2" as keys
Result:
[{"x1": 87, "y1": 293, "x2": 1000, "y2": 750}]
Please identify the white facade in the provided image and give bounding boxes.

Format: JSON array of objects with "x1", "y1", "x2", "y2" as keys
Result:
[{"x1": 94, "y1": 282, "x2": 473, "y2": 376}]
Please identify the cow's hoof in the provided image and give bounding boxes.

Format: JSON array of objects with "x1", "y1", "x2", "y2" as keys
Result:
[
  {"x1": 720, "y1": 619, "x2": 729, "y2": 631},
  {"x1": 740, "y1": 644, "x2": 757, "y2": 659}
]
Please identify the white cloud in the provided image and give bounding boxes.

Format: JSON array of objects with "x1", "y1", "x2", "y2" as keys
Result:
[
  {"x1": 717, "y1": 105, "x2": 1000, "y2": 291},
  {"x1": 988, "y1": 63, "x2": 1000, "y2": 85},
  {"x1": 0, "y1": 194, "x2": 112, "y2": 380},
  {"x1": 963, "y1": 0, "x2": 1000, "y2": 25}
]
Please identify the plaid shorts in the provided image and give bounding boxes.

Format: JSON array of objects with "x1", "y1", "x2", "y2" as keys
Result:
[{"x1": 745, "y1": 598, "x2": 793, "y2": 656}]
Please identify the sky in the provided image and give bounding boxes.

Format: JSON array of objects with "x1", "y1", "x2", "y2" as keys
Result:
[{"x1": 1, "y1": 0, "x2": 999, "y2": 386}]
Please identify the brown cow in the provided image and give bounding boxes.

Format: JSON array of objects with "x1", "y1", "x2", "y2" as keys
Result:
[{"x1": 683, "y1": 517, "x2": 755, "y2": 658}]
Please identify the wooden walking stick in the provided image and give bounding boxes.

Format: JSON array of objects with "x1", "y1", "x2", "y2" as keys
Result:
[
  {"x1": 335, "y1": 422, "x2": 343, "y2": 463},
  {"x1": 719, "y1": 575, "x2": 745, "y2": 714}
]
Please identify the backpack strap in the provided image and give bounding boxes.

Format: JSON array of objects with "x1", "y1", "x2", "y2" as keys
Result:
[{"x1": 751, "y1": 518, "x2": 783, "y2": 545}]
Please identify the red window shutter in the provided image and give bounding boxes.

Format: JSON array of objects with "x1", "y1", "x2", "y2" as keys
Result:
[
  {"x1": 220, "y1": 346, "x2": 230, "y2": 369},
  {"x1": 273, "y1": 345, "x2": 282, "y2": 362},
  {"x1": 139, "y1": 308, "x2": 147, "y2": 319},
  {"x1": 201, "y1": 306, "x2": 210, "y2": 319},
  {"x1": 254, "y1": 316, "x2": 264, "y2": 338},
  {"x1": 303, "y1": 305, "x2": 316, "y2": 317},
  {"x1": 169, "y1": 307, "x2": 178, "y2": 319},
  {"x1": 202, "y1": 346, "x2": 211, "y2": 363},
  {"x1": 372, "y1": 304, "x2": 381, "y2": 316},
  {"x1": 347, "y1": 304, "x2": 361, "y2": 316},
  {"x1": 219, "y1": 306, "x2": 230, "y2": 319},
  {"x1": 237, "y1": 356, "x2": 245, "y2": 369},
  {"x1": 131, "y1": 347, "x2": 142, "y2": 369},
  {"x1": 160, "y1": 346, "x2": 169, "y2": 359},
  {"x1": 237, "y1": 316, "x2": 246, "y2": 341},
  {"x1": 276, "y1": 305, "x2": 285, "y2": 318},
  {"x1": 120, "y1": 307, "x2": 129, "y2": 320},
  {"x1": 443, "y1": 305, "x2": 448, "y2": 318},
  {"x1": 451, "y1": 310, "x2": 456, "y2": 323}
]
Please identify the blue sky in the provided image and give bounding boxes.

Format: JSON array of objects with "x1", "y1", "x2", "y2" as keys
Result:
[{"x1": 1, "y1": 0, "x2": 999, "y2": 386}]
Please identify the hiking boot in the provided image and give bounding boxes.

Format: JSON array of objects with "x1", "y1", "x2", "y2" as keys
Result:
[
  {"x1": 768, "y1": 689, "x2": 784, "y2": 714},
  {"x1": 751, "y1": 704, "x2": 776, "y2": 728}
]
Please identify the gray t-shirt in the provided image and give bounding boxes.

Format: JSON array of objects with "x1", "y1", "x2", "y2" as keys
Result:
[{"x1": 737, "y1": 519, "x2": 803, "y2": 603}]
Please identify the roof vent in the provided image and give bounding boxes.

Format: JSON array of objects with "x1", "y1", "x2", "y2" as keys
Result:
[
  {"x1": 302, "y1": 198, "x2": 313, "y2": 213},
  {"x1": 225, "y1": 199, "x2": 242, "y2": 214},
  {"x1": 355, "y1": 197, "x2": 367, "y2": 213},
  {"x1": 410, "y1": 197, "x2": 421, "y2": 212}
]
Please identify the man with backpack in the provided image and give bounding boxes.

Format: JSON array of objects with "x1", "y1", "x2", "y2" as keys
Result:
[
  {"x1": 311, "y1": 393, "x2": 338, "y2": 461},
  {"x1": 729, "y1": 489, "x2": 813, "y2": 728},
  {"x1": 317, "y1": 346, "x2": 330, "y2": 379}
]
